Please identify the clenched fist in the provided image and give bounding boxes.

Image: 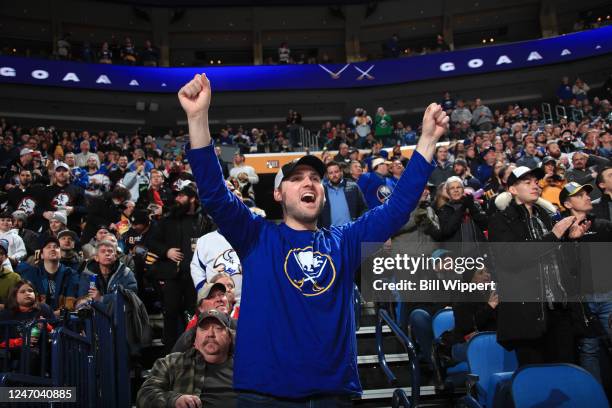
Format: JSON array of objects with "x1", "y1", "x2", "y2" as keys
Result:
[
  {"x1": 421, "y1": 103, "x2": 449, "y2": 143},
  {"x1": 178, "y1": 73, "x2": 212, "y2": 118}
]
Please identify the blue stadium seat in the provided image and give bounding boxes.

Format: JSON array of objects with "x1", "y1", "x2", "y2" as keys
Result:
[
  {"x1": 511, "y1": 364, "x2": 610, "y2": 408},
  {"x1": 430, "y1": 308, "x2": 469, "y2": 391},
  {"x1": 465, "y1": 332, "x2": 517, "y2": 408},
  {"x1": 432, "y1": 308, "x2": 454, "y2": 339}
]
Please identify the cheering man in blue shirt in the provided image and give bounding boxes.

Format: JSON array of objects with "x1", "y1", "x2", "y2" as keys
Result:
[{"x1": 179, "y1": 73, "x2": 448, "y2": 406}]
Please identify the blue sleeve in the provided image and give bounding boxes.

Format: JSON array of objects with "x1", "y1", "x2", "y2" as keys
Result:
[
  {"x1": 187, "y1": 144, "x2": 264, "y2": 258},
  {"x1": 343, "y1": 151, "x2": 434, "y2": 270}
]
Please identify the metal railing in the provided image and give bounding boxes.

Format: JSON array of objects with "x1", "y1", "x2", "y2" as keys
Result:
[{"x1": 376, "y1": 308, "x2": 421, "y2": 408}]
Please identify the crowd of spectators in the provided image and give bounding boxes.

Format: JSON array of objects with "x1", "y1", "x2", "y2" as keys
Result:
[
  {"x1": 0, "y1": 72, "x2": 611, "y2": 404},
  {"x1": 55, "y1": 33, "x2": 159, "y2": 66}
]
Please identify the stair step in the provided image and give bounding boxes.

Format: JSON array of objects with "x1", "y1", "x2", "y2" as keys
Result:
[
  {"x1": 360, "y1": 385, "x2": 437, "y2": 400},
  {"x1": 356, "y1": 326, "x2": 390, "y2": 335},
  {"x1": 358, "y1": 353, "x2": 409, "y2": 365}
]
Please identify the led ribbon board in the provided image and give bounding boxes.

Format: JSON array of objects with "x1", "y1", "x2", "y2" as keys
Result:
[{"x1": 0, "y1": 26, "x2": 610, "y2": 93}]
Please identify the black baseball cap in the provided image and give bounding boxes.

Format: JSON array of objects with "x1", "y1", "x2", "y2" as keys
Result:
[
  {"x1": 507, "y1": 166, "x2": 545, "y2": 186},
  {"x1": 274, "y1": 155, "x2": 326, "y2": 190},
  {"x1": 41, "y1": 236, "x2": 60, "y2": 249}
]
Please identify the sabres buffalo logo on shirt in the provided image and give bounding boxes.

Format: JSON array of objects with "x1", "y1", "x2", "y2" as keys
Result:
[
  {"x1": 17, "y1": 197, "x2": 36, "y2": 215},
  {"x1": 376, "y1": 185, "x2": 392, "y2": 203},
  {"x1": 284, "y1": 247, "x2": 336, "y2": 296},
  {"x1": 213, "y1": 249, "x2": 242, "y2": 276},
  {"x1": 51, "y1": 193, "x2": 71, "y2": 209}
]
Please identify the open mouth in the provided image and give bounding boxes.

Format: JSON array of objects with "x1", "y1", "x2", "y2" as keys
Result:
[{"x1": 300, "y1": 192, "x2": 316, "y2": 204}]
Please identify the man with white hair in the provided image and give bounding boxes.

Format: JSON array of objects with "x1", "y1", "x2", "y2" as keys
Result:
[{"x1": 75, "y1": 140, "x2": 100, "y2": 168}]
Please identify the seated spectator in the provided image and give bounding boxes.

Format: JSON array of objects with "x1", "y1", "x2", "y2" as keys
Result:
[
  {"x1": 0, "y1": 211, "x2": 26, "y2": 271},
  {"x1": 78, "y1": 239, "x2": 137, "y2": 304},
  {"x1": 75, "y1": 140, "x2": 99, "y2": 168},
  {"x1": 593, "y1": 166, "x2": 612, "y2": 221},
  {"x1": 173, "y1": 280, "x2": 236, "y2": 353},
  {"x1": 229, "y1": 152, "x2": 259, "y2": 186},
  {"x1": 357, "y1": 158, "x2": 393, "y2": 209},
  {"x1": 19, "y1": 237, "x2": 79, "y2": 314},
  {"x1": 10, "y1": 210, "x2": 39, "y2": 259},
  {"x1": 137, "y1": 309, "x2": 236, "y2": 408},
  {"x1": 121, "y1": 37, "x2": 137, "y2": 65},
  {"x1": 572, "y1": 78, "x2": 590, "y2": 101},
  {"x1": 0, "y1": 239, "x2": 21, "y2": 308},
  {"x1": 539, "y1": 157, "x2": 567, "y2": 210}
]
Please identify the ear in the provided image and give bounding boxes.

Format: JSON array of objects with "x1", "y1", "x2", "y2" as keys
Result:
[{"x1": 273, "y1": 188, "x2": 282, "y2": 203}]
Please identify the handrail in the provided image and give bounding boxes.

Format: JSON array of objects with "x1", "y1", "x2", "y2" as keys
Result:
[{"x1": 376, "y1": 308, "x2": 421, "y2": 408}]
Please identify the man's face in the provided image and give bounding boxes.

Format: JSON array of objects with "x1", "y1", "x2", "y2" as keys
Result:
[
  {"x1": 12, "y1": 217, "x2": 24, "y2": 229},
  {"x1": 453, "y1": 163, "x2": 466, "y2": 176},
  {"x1": 95, "y1": 229, "x2": 109, "y2": 242},
  {"x1": 49, "y1": 219, "x2": 64, "y2": 233},
  {"x1": 80, "y1": 142, "x2": 89, "y2": 153},
  {"x1": 87, "y1": 156, "x2": 98, "y2": 169},
  {"x1": 96, "y1": 245, "x2": 117, "y2": 267},
  {"x1": 118, "y1": 156, "x2": 128, "y2": 168},
  {"x1": 526, "y1": 143, "x2": 536, "y2": 155},
  {"x1": 350, "y1": 162, "x2": 363, "y2": 179},
  {"x1": 150, "y1": 172, "x2": 163, "y2": 188},
  {"x1": 565, "y1": 190, "x2": 592, "y2": 213},
  {"x1": 59, "y1": 235, "x2": 75, "y2": 250},
  {"x1": 326, "y1": 164, "x2": 343, "y2": 185},
  {"x1": 509, "y1": 176, "x2": 541, "y2": 204},
  {"x1": 375, "y1": 162, "x2": 389, "y2": 176},
  {"x1": 0, "y1": 217, "x2": 11, "y2": 232},
  {"x1": 275, "y1": 165, "x2": 325, "y2": 226},
  {"x1": 572, "y1": 154, "x2": 587, "y2": 170},
  {"x1": 194, "y1": 319, "x2": 231, "y2": 361},
  {"x1": 233, "y1": 154, "x2": 244, "y2": 165},
  {"x1": 54, "y1": 167, "x2": 70, "y2": 184},
  {"x1": 199, "y1": 288, "x2": 229, "y2": 314},
  {"x1": 436, "y1": 148, "x2": 448, "y2": 162},
  {"x1": 340, "y1": 144, "x2": 348, "y2": 156},
  {"x1": 547, "y1": 143, "x2": 561, "y2": 159},
  {"x1": 65, "y1": 154, "x2": 76, "y2": 167},
  {"x1": 42, "y1": 242, "x2": 60, "y2": 261},
  {"x1": 391, "y1": 161, "x2": 404, "y2": 177},
  {"x1": 19, "y1": 170, "x2": 32, "y2": 187},
  {"x1": 215, "y1": 277, "x2": 236, "y2": 305},
  {"x1": 175, "y1": 193, "x2": 191, "y2": 207},
  {"x1": 599, "y1": 168, "x2": 612, "y2": 193}
]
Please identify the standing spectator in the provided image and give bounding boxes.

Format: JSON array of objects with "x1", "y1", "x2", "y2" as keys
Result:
[
  {"x1": 0, "y1": 211, "x2": 26, "y2": 270},
  {"x1": 352, "y1": 108, "x2": 372, "y2": 148},
  {"x1": 6, "y1": 169, "x2": 42, "y2": 230},
  {"x1": 41, "y1": 162, "x2": 86, "y2": 234},
  {"x1": 229, "y1": 153, "x2": 259, "y2": 185},
  {"x1": 572, "y1": 78, "x2": 590, "y2": 101},
  {"x1": 136, "y1": 309, "x2": 236, "y2": 408},
  {"x1": 452, "y1": 158, "x2": 481, "y2": 190},
  {"x1": 57, "y1": 229, "x2": 82, "y2": 272},
  {"x1": 471, "y1": 98, "x2": 494, "y2": 131},
  {"x1": 488, "y1": 167, "x2": 588, "y2": 366},
  {"x1": 556, "y1": 76, "x2": 574, "y2": 104},
  {"x1": 475, "y1": 147, "x2": 498, "y2": 185},
  {"x1": 3, "y1": 148, "x2": 35, "y2": 191},
  {"x1": 375, "y1": 107, "x2": 394, "y2": 147},
  {"x1": 348, "y1": 160, "x2": 363, "y2": 182},
  {"x1": 149, "y1": 185, "x2": 215, "y2": 353},
  {"x1": 98, "y1": 42, "x2": 113, "y2": 64},
  {"x1": 357, "y1": 158, "x2": 393, "y2": 209},
  {"x1": 333, "y1": 143, "x2": 351, "y2": 164},
  {"x1": 214, "y1": 146, "x2": 230, "y2": 179},
  {"x1": 20, "y1": 237, "x2": 79, "y2": 314},
  {"x1": 593, "y1": 166, "x2": 612, "y2": 221},
  {"x1": 140, "y1": 40, "x2": 159, "y2": 67},
  {"x1": 108, "y1": 155, "x2": 130, "y2": 186},
  {"x1": 0, "y1": 135, "x2": 20, "y2": 169},
  {"x1": 318, "y1": 162, "x2": 368, "y2": 229},
  {"x1": 383, "y1": 34, "x2": 400, "y2": 58},
  {"x1": 56, "y1": 33, "x2": 71, "y2": 60},
  {"x1": 136, "y1": 169, "x2": 173, "y2": 213},
  {"x1": 78, "y1": 239, "x2": 137, "y2": 304},
  {"x1": 81, "y1": 187, "x2": 131, "y2": 244},
  {"x1": 429, "y1": 146, "x2": 454, "y2": 187},
  {"x1": 516, "y1": 142, "x2": 542, "y2": 169},
  {"x1": 441, "y1": 91, "x2": 455, "y2": 111},
  {"x1": 75, "y1": 140, "x2": 99, "y2": 168},
  {"x1": 451, "y1": 100, "x2": 473, "y2": 126},
  {"x1": 278, "y1": 42, "x2": 290, "y2": 64},
  {"x1": 64, "y1": 153, "x2": 89, "y2": 189},
  {"x1": 120, "y1": 37, "x2": 137, "y2": 65}
]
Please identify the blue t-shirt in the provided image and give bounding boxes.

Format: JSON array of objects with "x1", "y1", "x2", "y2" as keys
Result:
[{"x1": 187, "y1": 144, "x2": 433, "y2": 398}]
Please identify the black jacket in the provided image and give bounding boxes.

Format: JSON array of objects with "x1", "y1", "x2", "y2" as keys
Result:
[
  {"x1": 435, "y1": 198, "x2": 488, "y2": 255},
  {"x1": 318, "y1": 179, "x2": 368, "y2": 229},
  {"x1": 81, "y1": 194, "x2": 124, "y2": 243},
  {"x1": 592, "y1": 193, "x2": 612, "y2": 221},
  {"x1": 488, "y1": 198, "x2": 584, "y2": 346},
  {"x1": 149, "y1": 208, "x2": 215, "y2": 279}
]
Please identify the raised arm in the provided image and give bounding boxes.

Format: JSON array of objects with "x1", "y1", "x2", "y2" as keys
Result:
[
  {"x1": 179, "y1": 74, "x2": 263, "y2": 257},
  {"x1": 178, "y1": 73, "x2": 213, "y2": 148},
  {"x1": 344, "y1": 104, "x2": 448, "y2": 265}
]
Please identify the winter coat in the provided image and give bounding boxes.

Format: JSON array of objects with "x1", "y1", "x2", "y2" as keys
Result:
[
  {"x1": 19, "y1": 262, "x2": 79, "y2": 310},
  {"x1": 78, "y1": 260, "x2": 137, "y2": 304}
]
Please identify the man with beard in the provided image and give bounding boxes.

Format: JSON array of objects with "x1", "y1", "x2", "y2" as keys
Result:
[
  {"x1": 41, "y1": 162, "x2": 86, "y2": 234},
  {"x1": 318, "y1": 161, "x2": 367, "y2": 228},
  {"x1": 57, "y1": 229, "x2": 83, "y2": 272},
  {"x1": 5, "y1": 169, "x2": 44, "y2": 231},
  {"x1": 2, "y1": 148, "x2": 35, "y2": 192},
  {"x1": 137, "y1": 309, "x2": 236, "y2": 408},
  {"x1": 108, "y1": 155, "x2": 130, "y2": 187},
  {"x1": 179, "y1": 73, "x2": 446, "y2": 403},
  {"x1": 64, "y1": 152, "x2": 89, "y2": 189},
  {"x1": 149, "y1": 184, "x2": 215, "y2": 353},
  {"x1": 566, "y1": 152, "x2": 600, "y2": 200}
]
